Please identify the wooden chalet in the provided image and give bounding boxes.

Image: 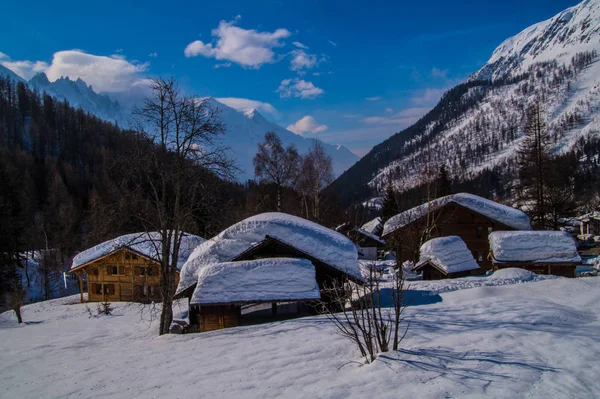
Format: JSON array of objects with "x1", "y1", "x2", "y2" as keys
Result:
[
  {"x1": 488, "y1": 231, "x2": 581, "y2": 278},
  {"x1": 174, "y1": 212, "x2": 362, "y2": 333},
  {"x1": 382, "y1": 193, "x2": 532, "y2": 274},
  {"x1": 348, "y1": 228, "x2": 385, "y2": 260},
  {"x1": 70, "y1": 232, "x2": 204, "y2": 303},
  {"x1": 413, "y1": 236, "x2": 480, "y2": 280}
]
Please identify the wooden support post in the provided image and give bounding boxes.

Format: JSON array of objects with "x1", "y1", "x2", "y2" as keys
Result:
[
  {"x1": 77, "y1": 272, "x2": 84, "y2": 303},
  {"x1": 272, "y1": 302, "x2": 278, "y2": 317}
]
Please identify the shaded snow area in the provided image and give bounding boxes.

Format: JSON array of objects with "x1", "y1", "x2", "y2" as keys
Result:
[
  {"x1": 71, "y1": 232, "x2": 205, "y2": 270},
  {"x1": 2, "y1": 275, "x2": 600, "y2": 398},
  {"x1": 383, "y1": 193, "x2": 532, "y2": 236},
  {"x1": 191, "y1": 258, "x2": 320, "y2": 304},
  {"x1": 489, "y1": 230, "x2": 581, "y2": 263},
  {"x1": 416, "y1": 236, "x2": 480, "y2": 273},
  {"x1": 177, "y1": 213, "x2": 360, "y2": 294}
]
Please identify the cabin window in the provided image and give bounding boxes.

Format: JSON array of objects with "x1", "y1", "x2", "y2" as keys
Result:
[
  {"x1": 139, "y1": 267, "x2": 146, "y2": 276},
  {"x1": 92, "y1": 283, "x2": 102, "y2": 295},
  {"x1": 104, "y1": 284, "x2": 115, "y2": 295},
  {"x1": 476, "y1": 226, "x2": 484, "y2": 238},
  {"x1": 119, "y1": 266, "x2": 125, "y2": 275},
  {"x1": 131, "y1": 254, "x2": 138, "y2": 260},
  {"x1": 107, "y1": 265, "x2": 118, "y2": 275},
  {"x1": 91, "y1": 268, "x2": 99, "y2": 276},
  {"x1": 147, "y1": 266, "x2": 154, "y2": 276},
  {"x1": 125, "y1": 253, "x2": 131, "y2": 260}
]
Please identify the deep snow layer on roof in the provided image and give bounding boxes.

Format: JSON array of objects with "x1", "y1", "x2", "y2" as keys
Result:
[
  {"x1": 361, "y1": 217, "x2": 383, "y2": 236},
  {"x1": 489, "y1": 231, "x2": 582, "y2": 263},
  {"x1": 415, "y1": 236, "x2": 480, "y2": 274},
  {"x1": 177, "y1": 213, "x2": 360, "y2": 295},
  {"x1": 382, "y1": 193, "x2": 532, "y2": 236},
  {"x1": 191, "y1": 258, "x2": 320, "y2": 305},
  {"x1": 353, "y1": 228, "x2": 385, "y2": 245},
  {"x1": 71, "y1": 232, "x2": 205, "y2": 270}
]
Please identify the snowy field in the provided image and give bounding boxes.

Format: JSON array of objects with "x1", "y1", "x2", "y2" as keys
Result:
[{"x1": 1, "y1": 273, "x2": 600, "y2": 398}]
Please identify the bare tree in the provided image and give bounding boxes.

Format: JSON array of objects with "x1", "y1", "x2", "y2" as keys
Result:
[
  {"x1": 133, "y1": 77, "x2": 236, "y2": 335},
  {"x1": 297, "y1": 140, "x2": 334, "y2": 222},
  {"x1": 253, "y1": 131, "x2": 301, "y2": 212},
  {"x1": 320, "y1": 264, "x2": 408, "y2": 364}
]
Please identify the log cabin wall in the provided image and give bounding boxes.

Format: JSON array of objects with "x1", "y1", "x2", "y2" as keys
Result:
[
  {"x1": 199, "y1": 305, "x2": 241, "y2": 332},
  {"x1": 80, "y1": 248, "x2": 179, "y2": 302},
  {"x1": 389, "y1": 203, "x2": 516, "y2": 274}
]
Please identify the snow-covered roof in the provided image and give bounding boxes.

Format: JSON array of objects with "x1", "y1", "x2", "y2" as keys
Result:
[
  {"x1": 415, "y1": 236, "x2": 480, "y2": 274},
  {"x1": 489, "y1": 231, "x2": 582, "y2": 263},
  {"x1": 383, "y1": 193, "x2": 532, "y2": 236},
  {"x1": 71, "y1": 232, "x2": 205, "y2": 270},
  {"x1": 361, "y1": 217, "x2": 383, "y2": 236},
  {"x1": 353, "y1": 228, "x2": 385, "y2": 245},
  {"x1": 177, "y1": 213, "x2": 360, "y2": 295},
  {"x1": 190, "y1": 258, "x2": 321, "y2": 305}
]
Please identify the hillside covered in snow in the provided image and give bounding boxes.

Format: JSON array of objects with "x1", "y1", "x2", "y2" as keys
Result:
[{"x1": 330, "y1": 0, "x2": 600, "y2": 204}]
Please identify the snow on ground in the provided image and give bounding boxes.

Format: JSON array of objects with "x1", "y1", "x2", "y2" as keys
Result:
[{"x1": 2, "y1": 273, "x2": 600, "y2": 398}]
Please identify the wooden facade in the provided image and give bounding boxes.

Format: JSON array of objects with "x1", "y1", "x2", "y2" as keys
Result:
[
  {"x1": 385, "y1": 203, "x2": 517, "y2": 274},
  {"x1": 413, "y1": 260, "x2": 473, "y2": 280},
  {"x1": 71, "y1": 247, "x2": 178, "y2": 303},
  {"x1": 493, "y1": 262, "x2": 577, "y2": 278}
]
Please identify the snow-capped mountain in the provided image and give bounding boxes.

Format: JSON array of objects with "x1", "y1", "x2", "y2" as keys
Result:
[
  {"x1": 28, "y1": 73, "x2": 128, "y2": 125},
  {"x1": 209, "y1": 98, "x2": 358, "y2": 180},
  {"x1": 0, "y1": 64, "x2": 26, "y2": 84},
  {"x1": 330, "y1": 0, "x2": 600, "y2": 205}
]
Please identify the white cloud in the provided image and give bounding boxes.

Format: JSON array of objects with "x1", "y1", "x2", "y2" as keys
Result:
[
  {"x1": 213, "y1": 62, "x2": 232, "y2": 69},
  {"x1": 43, "y1": 50, "x2": 149, "y2": 92},
  {"x1": 277, "y1": 78, "x2": 324, "y2": 99},
  {"x1": 184, "y1": 16, "x2": 291, "y2": 68},
  {"x1": 312, "y1": 72, "x2": 322, "y2": 76},
  {"x1": 286, "y1": 115, "x2": 328, "y2": 135},
  {"x1": 385, "y1": 107, "x2": 393, "y2": 113},
  {"x1": 411, "y1": 88, "x2": 447, "y2": 106},
  {"x1": 292, "y1": 41, "x2": 308, "y2": 49},
  {"x1": 149, "y1": 52, "x2": 158, "y2": 58},
  {"x1": 365, "y1": 96, "x2": 381, "y2": 101},
  {"x1": 289, "y1": 49, "x2": 317, "y2": 72},
  {"x1": 0, "y1": 57, "x2": 48, "y2": 80},
  {"x1": 328, "y1": 40, "x2": 337, "y2": 47},
  {"x1": 215, "y1": 97, "x2": 280, "y2": 118},
  {"x1": 362, "y1": 107, "x2": 430, "y2": 126},
  {"x1": 431, "y1": 67, "x2": 448, "y2": 78}
]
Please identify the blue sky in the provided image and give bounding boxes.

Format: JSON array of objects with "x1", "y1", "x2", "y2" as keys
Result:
[{"x1": 0, "y1": 0, "x2": 580, "y2": 157}]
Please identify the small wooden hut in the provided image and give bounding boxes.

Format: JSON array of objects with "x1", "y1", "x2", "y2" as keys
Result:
[
  {"x1": 413, "y1": 236, "x2": 480, "y2": 280},
  {"x1": 488, "y1": 231, "x2": 580, "y2": 278}
]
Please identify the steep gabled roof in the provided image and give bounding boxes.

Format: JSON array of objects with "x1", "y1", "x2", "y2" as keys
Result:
[
  {"x1": 176, "y1": 212, "x2": 359, "y2": 296},
  {"x1": 414, "y1": 236, "x2": 480, "y2": 274},
  {"x1": 71, "y1": 232, "x2": 205, "y2": 271},
  {"x1": 190, "y1": 258, "x2": 321, "y2": 305},
  {"x1": 489, "y1": 231, "x2": 581, "y2": 264},
  {"x1": 383, "y1": 193, "x2": 532, "y2": 237}
]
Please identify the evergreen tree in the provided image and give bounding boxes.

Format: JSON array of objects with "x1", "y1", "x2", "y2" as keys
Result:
[
  {"x1": 435, "y1": 165, "x2": 452, "y2": 197},
  {"x1": 381, "y1": 182, "x2": 399, "y2": 223},
  {"x1": 517, "y1": 102, "x2": 550, "y2": 228}
]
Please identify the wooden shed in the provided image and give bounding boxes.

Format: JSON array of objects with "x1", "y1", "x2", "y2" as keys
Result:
[
  {"x1": 488, "y1": 231, "x2": 581, "y2": 278},
  {"x1": 187, "y1": 258, "x2": 321, "y2": 332},
  {"x1": 413, "y1": 236, "x2": 480, "y2": 280},
  {"x1": 382, "y1": 193, "x2": 532, "y2": 273}
]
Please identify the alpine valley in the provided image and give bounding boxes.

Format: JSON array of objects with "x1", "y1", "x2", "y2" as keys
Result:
[{"x1": 330, "y1": 0, "x2": 600, "y2": 206}]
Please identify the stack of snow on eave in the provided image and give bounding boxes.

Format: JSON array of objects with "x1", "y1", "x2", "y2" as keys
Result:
[
  {"x1": 382, "y1": 193, "x2": 532, "y2": 237},
  {"x1": 415, "y1": 236, "x2": 480, "y2": 274},
  {"x1": 489, "y1": 231, "x2": 582, "y2": 264},
  {"x1": 71, "y1": 232, "x2": 206, "y2": 270},
  {"x1": 176, "y1": 212, "x2": 360, "y2": 296},
  {"x1": 361, "y1": 217, "x2": 383, "y2": 236},
  {"x1": 191, "y1": 258, "x2": 321, "y2": 305}
]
